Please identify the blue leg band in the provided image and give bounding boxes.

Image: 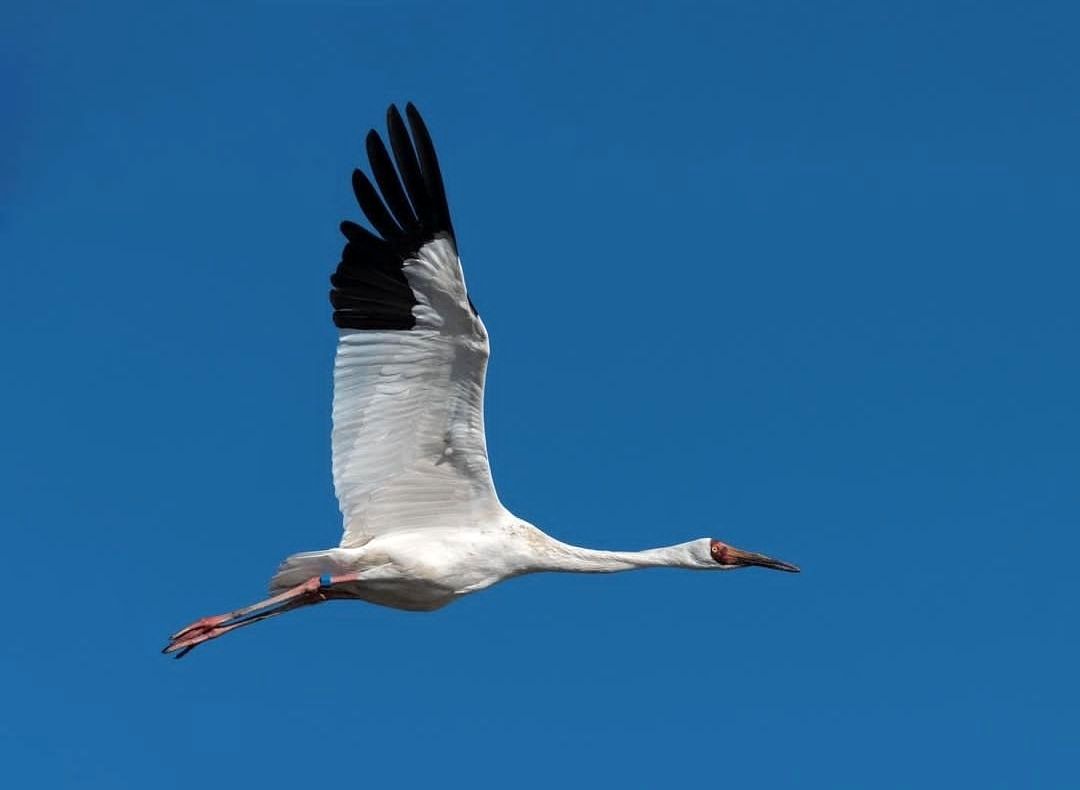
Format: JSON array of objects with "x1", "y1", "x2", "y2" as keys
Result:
[{"x1": 319, "y1": 574, "x2": 333, "y2": 588}]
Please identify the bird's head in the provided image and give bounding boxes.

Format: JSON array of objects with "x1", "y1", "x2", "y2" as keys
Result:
[{"x1": 705, "y1": 538, "x2": 800, "y2": 573}]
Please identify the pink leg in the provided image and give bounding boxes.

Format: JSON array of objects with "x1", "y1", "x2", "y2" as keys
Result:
[{"x1": 163, "y1": 573, "x2": 358, "y2": 659}]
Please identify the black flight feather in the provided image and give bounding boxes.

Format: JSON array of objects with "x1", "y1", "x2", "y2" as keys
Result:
[{"x1": 331, "y1": 103, "x2": 462, "y2": 330}]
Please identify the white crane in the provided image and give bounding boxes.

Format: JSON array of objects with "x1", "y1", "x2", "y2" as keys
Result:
[{"x1": 164, "y1": 103, "x2": 799, "y2": 658}]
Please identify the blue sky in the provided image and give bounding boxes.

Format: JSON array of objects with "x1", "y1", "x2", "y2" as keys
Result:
[{"x1": 3, "y1": 1, "x2": 1078, "y2": 786}]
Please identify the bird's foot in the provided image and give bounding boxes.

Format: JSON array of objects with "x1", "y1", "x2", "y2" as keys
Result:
[
  {"x1": 169, "y1": 613, "x2": 232, "y2": 643},
  {"x1": 163, "y1": 615, "x2": 247, "y2": 659},
  {"x1": 162, "y1": 576, "x2": 345, "y2": 659}
]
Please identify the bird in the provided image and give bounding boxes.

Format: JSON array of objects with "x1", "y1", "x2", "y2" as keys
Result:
[{"x1": 163, "y1": 103, "x2": 800, "y2": 658}]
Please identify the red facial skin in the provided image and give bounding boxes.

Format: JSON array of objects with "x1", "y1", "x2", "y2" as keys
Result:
[
  {"x1": 708, "y1": 538, "x2": 800, "y2": 572},
  {"x1": 710, "y1": 539, "x2": 730, "y2": 565}
]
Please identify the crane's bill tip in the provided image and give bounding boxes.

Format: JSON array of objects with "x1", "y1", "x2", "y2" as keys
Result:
[{"x1": 741, "y1": 552, "x2": 799, "y2": 573}]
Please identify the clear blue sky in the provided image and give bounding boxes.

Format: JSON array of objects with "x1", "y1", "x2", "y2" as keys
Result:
[{"x1": 3, "y1": 1, "x2": 1077, "y2": 786}]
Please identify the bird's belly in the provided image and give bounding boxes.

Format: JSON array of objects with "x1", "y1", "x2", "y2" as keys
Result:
[
  {"x1": 332, "y1": 529, "x2": 525, "y2": 611},
  {"x1": 347, "y1": 579, "x2": 453, "y2": 613},
  {"x1": 338, "y1": 577, "x2": 457, "y2": 612}
]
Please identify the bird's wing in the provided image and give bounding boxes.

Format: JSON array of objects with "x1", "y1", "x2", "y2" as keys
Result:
[{"x1": 329, "y1": 104, "x2": 504, "y2": 548}]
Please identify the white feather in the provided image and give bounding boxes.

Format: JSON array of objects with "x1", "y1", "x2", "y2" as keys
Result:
[{"x1": 330, "y1": 236, "x2": 505, "y2": 547}]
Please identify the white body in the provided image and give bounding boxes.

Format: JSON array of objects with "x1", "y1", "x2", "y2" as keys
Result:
[{"x1": 273, "y1": 520, "x2": 717, "y2": 611}]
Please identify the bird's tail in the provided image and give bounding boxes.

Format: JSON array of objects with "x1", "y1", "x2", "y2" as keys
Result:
[{"x1": 268, "y1": 549, "x2": 344, "y2": 595}]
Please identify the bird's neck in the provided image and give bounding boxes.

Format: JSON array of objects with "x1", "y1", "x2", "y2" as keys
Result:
[{"x1": 534, "y1": 537, "x2": 703, "y2": 574}]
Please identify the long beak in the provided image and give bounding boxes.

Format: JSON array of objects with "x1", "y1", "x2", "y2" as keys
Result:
[{"x1": 725, "y1": 546, "x2": 801, "y2": 573}]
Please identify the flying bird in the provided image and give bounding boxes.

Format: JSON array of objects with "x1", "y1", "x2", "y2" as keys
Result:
[{"x1": 164, "y1": 103, "x2": 799, "y2": 658}]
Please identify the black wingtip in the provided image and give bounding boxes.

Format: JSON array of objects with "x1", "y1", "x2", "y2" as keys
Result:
[
  {"x1": 402, "y1": 103, "x2": 454, "y2": 241},
  {"x1": 332, "y1": 101, "x2": 457, "y2": 331},
  {"x1": 403, "y1": 102, "x2": 423, "y2": 133}
]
